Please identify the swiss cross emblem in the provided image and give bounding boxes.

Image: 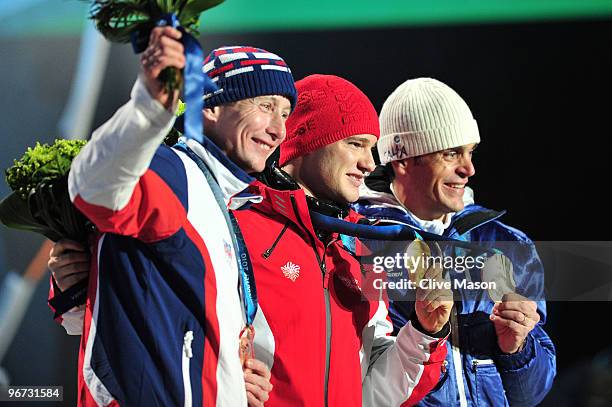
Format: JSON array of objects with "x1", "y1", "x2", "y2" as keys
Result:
[{"x1": 281, "y1": 261, "x2": 300, "y2": 282}]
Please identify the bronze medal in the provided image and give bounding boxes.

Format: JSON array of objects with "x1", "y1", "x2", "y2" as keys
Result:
[{"x1": 239, "y1": 325, "x2": 255, "y2": 367}]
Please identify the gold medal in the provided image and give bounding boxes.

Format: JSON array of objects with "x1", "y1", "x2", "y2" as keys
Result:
[
  {"x1": 239, "y1": 325, "x2": 255, "y2": 367},
  {"x1": 406, "y1": 239, "x2": 431, "y2": 284}
]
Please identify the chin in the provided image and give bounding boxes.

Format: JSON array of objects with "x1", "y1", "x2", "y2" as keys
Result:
[
  {"x1": 342, "y1": 190, "x2": 359, "y2": 205},
  {"x1": 446, "y1": 202, "x2": 465, "y2": 213},
  {"x1": 245, "y1": 157, "x2": 266, "y2": 173},
  {"x1": 254, "y1": 162, "x2": 266, "y2": 172}
]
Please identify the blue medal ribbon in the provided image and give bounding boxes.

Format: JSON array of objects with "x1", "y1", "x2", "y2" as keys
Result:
[
  {"x1": 131, "y1": 13, "x2": 217, "y2": 145},
  {"x1": 175, "y1": 142, "x2": 258, "y2": 327},
  {"x1": 229, "y1": 211, "x2": 258, "y2": 326},
  {"x1": 310, "y1": 211, "x2": 493, "y2": 256}
]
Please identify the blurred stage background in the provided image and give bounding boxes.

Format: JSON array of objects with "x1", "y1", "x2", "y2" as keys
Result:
[{"x1": 1, "y1": 1, "x2": 612, "y2": 405}]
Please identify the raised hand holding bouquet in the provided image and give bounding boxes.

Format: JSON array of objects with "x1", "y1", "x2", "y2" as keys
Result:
[{"x1": 89, "y1": 0, "x2": 223, "y2": 96}]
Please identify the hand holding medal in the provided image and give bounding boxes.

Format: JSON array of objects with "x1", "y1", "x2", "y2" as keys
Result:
[
  {"x1": 490, "y1": 292, "x2": 541, "y2": 354},
  {"x1": 412, "y1": 241, "x2": 453, "y2": 335},
  {"x1": 240, "y1": 326, "x2": 274, "y2": 406}
]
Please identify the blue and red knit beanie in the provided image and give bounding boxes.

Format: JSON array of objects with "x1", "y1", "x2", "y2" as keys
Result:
[{"x1": 202, "y1": 46, "x2": 297, "y2": 110}]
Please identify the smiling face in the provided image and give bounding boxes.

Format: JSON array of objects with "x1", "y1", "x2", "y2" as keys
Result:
[
  {"x1": 204, "y1": 95, "x2": 292, "y2": 173},
  {"x1": 392, "y1": 143, "x2": 478, "y2": 221},
  {"x1": 284, "y1": 135, "x2": 378, "y2": 204}
]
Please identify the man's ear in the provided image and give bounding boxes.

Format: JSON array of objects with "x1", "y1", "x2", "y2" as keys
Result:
[
  {"x1": 281, "y1": 156, "x2": 302, "y2": 179},
  {"x1": 391, "y1": 158, "x2": 411, "y2": 176},
  {"x1": 203, "y1": 106, "x2": 220, "y2": 124}
]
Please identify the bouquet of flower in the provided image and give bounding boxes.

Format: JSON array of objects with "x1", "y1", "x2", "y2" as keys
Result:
[
  {"x1": 88, "y1": 0, "x2": 225, "y2": 92},
  {"x1": 0, "y1": 139, "x2": 93, "y2": 242}
]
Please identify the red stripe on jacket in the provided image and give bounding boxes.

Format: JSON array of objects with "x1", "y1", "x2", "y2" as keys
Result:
[
  {"x1": 78, "y1": 235, "x2": 120, "y2": 406},
  {"x1": 73, "y1": 169, "x2": 186, "y2": 243},
  {"x1": 183, "y1": 221, "x2": 220, "y2": 406},
  {"x1": 402, "y1": 340, "x2": 448, "y2": 406}
]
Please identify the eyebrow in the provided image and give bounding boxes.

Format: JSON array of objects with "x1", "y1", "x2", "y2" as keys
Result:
[
  {"x1": 347, "y1": 136, "x2": 376, "y2": 146},
  {"x1": 256, "y1": 96, "x2": 291, "y2": 110},
  {"x1": 446, "y1": 144, "x2": 478, "y2": 152},
  {"x1": 254, "y1": 96, "x2": 275, "y2": 103},
  {"x1": 347, "y1": 136, "x2": 371, "y2": 142}
]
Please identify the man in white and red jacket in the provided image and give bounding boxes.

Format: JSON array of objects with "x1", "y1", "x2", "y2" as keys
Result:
[{"x1": 59, "y1": 27, "x2": 297, "y2": 406}]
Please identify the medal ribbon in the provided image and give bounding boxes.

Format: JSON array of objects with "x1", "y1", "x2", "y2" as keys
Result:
[
  {"x1": 175, "y1": 142, "x2": 258, "y2": 327},
  {"x1": 131, "y1": 13, "x2": 217, "y2": 145}
]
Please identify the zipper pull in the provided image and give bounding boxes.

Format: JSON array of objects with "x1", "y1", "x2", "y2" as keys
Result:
[
  {"x1": 322, "y1": 262, "x2": 330, "y2": 288},
  {"x1": 184, "y1": 331, "x2": 194, "y2": 358},
  {"x1": 441, "y1": 360, "x2": 448, "y2": 373},
  {"x1": 261, "y1": 222, "x2": 290, "y2": 259},
  {"x1": 471, "y1": 359, "x2": 478, "y2": 372}
]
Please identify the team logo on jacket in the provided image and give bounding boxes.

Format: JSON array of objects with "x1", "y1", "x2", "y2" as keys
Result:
[
  {"x1": 281, "y1": 261, "x2": 300, "y2": 282},
  {"x1": 224, "y1": 240, "x2": 234, "y2": 264}
]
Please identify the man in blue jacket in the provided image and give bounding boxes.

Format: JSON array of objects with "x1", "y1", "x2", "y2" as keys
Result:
[{"x1": 355, "y1": 77, "x2": 556, "y2": 406}]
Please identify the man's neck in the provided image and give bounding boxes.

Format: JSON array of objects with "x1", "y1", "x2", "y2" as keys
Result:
[
  {"x1": 390, "y1": 180, "x2": 447, "y2": 222},
  {"x1": 280, "y1": 163, "x2": 350, "y2": 216}
]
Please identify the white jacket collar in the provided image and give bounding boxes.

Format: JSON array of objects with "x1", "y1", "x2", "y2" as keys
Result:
[{"x1": 181, "y1": 136, "x2": 263, "y2": 209}]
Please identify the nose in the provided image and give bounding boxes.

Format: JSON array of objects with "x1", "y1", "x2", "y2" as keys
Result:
[
  {"x1": 457, "y1": 155, "x2": 476, "y2": 178},
  {"x1": 266, "y1": 112, "x2": 286, "y2": 143},
  {"x1": 358, "y1": 148, "x2": 376, "y2": 174}
]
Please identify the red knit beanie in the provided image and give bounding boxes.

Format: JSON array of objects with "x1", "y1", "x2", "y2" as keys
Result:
[{"x1": 279, "y1": 74, "x2": 380, "y2": 166}]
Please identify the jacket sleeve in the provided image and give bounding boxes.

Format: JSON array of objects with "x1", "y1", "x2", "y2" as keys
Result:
[
  {"x1": 495, "y1": 323, "x2": 556, "y2": 407},
  {"x1": 68, "y1": 75, "x2": 185, "y2": 242},
  {"x1": 492, "y1": 225, "x2": 557, "y2": 406},
  {"x1": 361, "y1": 300, "x2": 449, "y2": 407},
  {"x1": 48, "y1": 275, "x2": 84, "y2": 335},
  {"x1": 56, "y1": 307, "x2": 85, "y2": 336}
]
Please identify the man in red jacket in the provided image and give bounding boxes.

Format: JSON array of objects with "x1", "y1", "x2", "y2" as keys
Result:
[{"x1": 232, "y1": 74, "x2": 453, "y2": 406}]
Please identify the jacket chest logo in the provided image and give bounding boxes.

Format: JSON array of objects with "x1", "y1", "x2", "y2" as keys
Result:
[
  {"x1": 281, "y1": 261, "x2": 301, "y2": 282},
  {"x1": 223, "y1": 240, "x2": 234, "y2": 265}
]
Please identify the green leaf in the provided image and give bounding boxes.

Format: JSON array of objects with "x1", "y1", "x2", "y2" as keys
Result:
[
  {"x1": 86, "y1": 0, "x2": 225, "y2": 89},
  {"x1": 89, "y1": 0, "x2": 156, "y2": 43},
  {"x1": 180, "y1": 0, "x2": 225, "y2": 23},
  {"x1": 176, "y1": 99, "x2": 186, "y2": 116}
]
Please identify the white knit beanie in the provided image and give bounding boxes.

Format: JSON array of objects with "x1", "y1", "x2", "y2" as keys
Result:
[{"x1": 377, "y1": 78, "x2": 480, "y2": 165}]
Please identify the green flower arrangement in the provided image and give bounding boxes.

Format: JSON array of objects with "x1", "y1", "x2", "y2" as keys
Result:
[
  {"x1": 176, "y1": 99, "x2": 186, "y2": 116},
  {"x1": 163, "y1": 99, "x2": 186, "y2": 145},
  {"x1": 0, "y1": 139, "x2": 93, "y2": 242},
  {"x1": 6, "y1": 139, "x2": 87, "y2": 201}
]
